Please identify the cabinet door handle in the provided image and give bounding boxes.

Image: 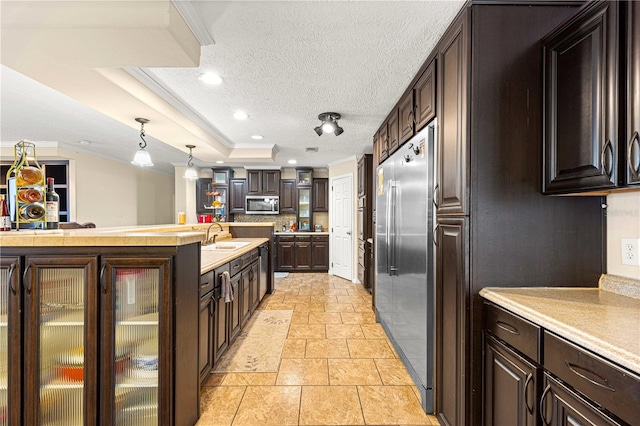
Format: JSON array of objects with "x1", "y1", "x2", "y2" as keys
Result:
[
  {"x1": 433, "y1": 223, "x2": 439, "y2": 246},
  {"x1": 564, "y1": 361, "x2": 615, "y2": 392},
  {"x1": 408, "y1": 110, "x2": 414, "y2": 131},
  {"x1": 524, "y1": 373, "x2": 534, "y2": 414},
  {"x1": 210, "y1": 295, "x2": 215, "y2": 317},
  {"x1": 433, "y1": 184, "x2": 439, "y2": 209},
  {"x1": 601, "y1": 139, "x2": 614, "y2": 178},
  {"x1": 7, "y1": 263, "x2": 17, "y2": 295},
  {"x1": 496, "y1": 320, "x2": 519, "y2": 335},
  {"x1": 540, "y1": 384, "x2": 552, "y2": 426},
  {"x1": 23, "y1": 264, "x2": 32, "y2": 294},
  {"x1": 629, "y1": 131, "x2": 640, "y2": 178},
  {"x1": 100, "y1": 264, "x2": 108, "y2": 294}
]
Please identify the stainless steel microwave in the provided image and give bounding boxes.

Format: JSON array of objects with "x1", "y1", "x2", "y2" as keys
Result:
[{"x1": 245, "y1": 195, "x2": 279, "y2": 214}]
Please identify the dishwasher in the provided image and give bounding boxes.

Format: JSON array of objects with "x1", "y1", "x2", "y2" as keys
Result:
[{"x1": 258, "y1": 243, "x2": 268, "y2": 300}]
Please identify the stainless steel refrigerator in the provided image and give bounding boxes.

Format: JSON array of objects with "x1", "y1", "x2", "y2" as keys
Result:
[{"x1": 375, "y1": 120, "x2": 436, "y2": 412}]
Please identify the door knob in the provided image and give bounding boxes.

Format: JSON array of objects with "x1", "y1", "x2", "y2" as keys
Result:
[{"x1": 347, "y1": 231, "x2": 351, "y2": 235}]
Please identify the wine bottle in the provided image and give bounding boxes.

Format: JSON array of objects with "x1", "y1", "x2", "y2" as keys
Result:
[
  {"x1": 45, "y1": 177, "x2": 59, "y2": 229},
  {"x1": 0, "y1": 195, "x2": 11, "y2": 231}
]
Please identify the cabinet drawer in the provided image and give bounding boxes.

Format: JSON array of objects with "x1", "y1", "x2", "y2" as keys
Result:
[
  {"x1": 229, "y1": 257, "x2": 243, "y2": 276},
  {"x1": 240, "y1": 252, "x2": 252, "y2": 269},
  {"x1": 312, "y1": 235, "x2": 328, "y2": 243},
  {"x1": 278, "y1": 235, "x2": 295, "y2": 243},
  {"x1": 250, "y1": 248, "x2": 259, "y2": 263},
  {"x1": 200, "y1": 270, "x2": 214, "y2": 297},
  {"x1": 296, "y1": 236, "x2": 311, "y2": 242},
  {"x1": 543, "y1": 331, "x2": 640, "y2": 425},
  {"x1": 485, "y1": 302, "x2": 540, "y2": 362},
  {"x1": 358, "y1": 246, "x2": 365, "y2": 267}
]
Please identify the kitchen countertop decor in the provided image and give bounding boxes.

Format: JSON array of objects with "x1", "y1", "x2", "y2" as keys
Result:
[{"x1": 480, "y1": 286, "x2": 640, "y2": 374}]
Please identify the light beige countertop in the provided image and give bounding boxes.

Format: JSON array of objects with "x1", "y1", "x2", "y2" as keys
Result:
[
  {"x1": 274, "y1": 231, "x2": 329, "y2": 235},
  {"x1": 0, "y1": 222, "x2": 273, "y2": 247},
  {"x1": 200, "y1": 238, "x2": 269, "y2": 274},
  {"x1": 480, "y1": 287, "x2": 640, "y2": 374}
]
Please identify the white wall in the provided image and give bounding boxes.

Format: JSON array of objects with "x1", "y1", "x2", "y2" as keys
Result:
[
  {"x1": 63, "y1": 148, "x2": 174, "y2": 227},
  {"x1": 606, "y1": 191, "x2": 640, "y2": 280},
  {"x1": 329, "y1": 157, "x2": 359, "y2": 282}
]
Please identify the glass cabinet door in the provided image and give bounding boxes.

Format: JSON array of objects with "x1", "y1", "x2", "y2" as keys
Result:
[
  {"x1": 298, "y1": 188, "x2": 312, "y2": 231},
  {"x1": 23, "y1": 256, "x2": 98, "y2": 426},
  {"x1": 0, "y1": 257, "x2": 20, "y2": 426},
  {"x1": 101, "y1": 258, "x2": 170, "y2": 426}
]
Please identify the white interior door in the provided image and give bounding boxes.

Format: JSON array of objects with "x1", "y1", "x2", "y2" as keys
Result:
[{"x1": 331, "y1": 174, "x2": 353, "y2": 281}]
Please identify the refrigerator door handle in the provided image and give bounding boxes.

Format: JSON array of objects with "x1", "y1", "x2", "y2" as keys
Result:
[
  {"x1": 389, "y1": 181, "x2": 398, "y2": 276},
  {"x1": 386, "y1": 180, "x2": 392, "y2": 275}
]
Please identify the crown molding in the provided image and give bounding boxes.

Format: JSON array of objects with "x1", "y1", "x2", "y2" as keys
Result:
[{"x1": 170, "y1": 0, "x2": 215, "y2": 46}]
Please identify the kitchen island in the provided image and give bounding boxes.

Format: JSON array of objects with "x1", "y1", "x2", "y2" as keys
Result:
[
  {"x1": 480, "y1": 277, "x2": 640, "y2": 425},
  {"x1": 0, "y1": 222, "x2": 273, "y2": 426}
]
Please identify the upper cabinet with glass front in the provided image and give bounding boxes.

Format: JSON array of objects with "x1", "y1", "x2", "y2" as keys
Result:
[{"x1": 296, "y1": 169, "x2": 313, "y2": 187}]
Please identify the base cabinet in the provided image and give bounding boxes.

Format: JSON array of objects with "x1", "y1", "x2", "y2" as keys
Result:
[
  {"x1": 1, "y1": 244, "x2": 200, "y2": 426},
  {"x1": 228, "y1": 273, "x2": 241, "y2": 343},
  {"x1": 540, "y1": 374, "x2": 621, "y2": 426},
  {"x1": 483, "y1": 334, "x2": 539, "y2": 426},
  {"x1": 275, "y1": 234, "x2": 329, "y2": 272},
  {"x1": 199, "y1": 292, "x2": 215, "y2": 382}
]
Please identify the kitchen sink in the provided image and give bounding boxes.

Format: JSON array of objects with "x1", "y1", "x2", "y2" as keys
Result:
[{"x1": 202, "y1": 241, "x2": 250, "y2": 251}]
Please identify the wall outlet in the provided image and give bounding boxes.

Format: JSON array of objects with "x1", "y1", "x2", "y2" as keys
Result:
[{"x1": 621, "y1": 238, "x2": 640, "y2": 266}]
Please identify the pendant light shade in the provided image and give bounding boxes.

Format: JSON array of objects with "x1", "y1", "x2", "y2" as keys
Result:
[
  {"x1": 131, "y1": 118, "x2": 154, "y2": 167},
  {"x1": 183, "y1": 144, "x2": 198, "y2": 180}
]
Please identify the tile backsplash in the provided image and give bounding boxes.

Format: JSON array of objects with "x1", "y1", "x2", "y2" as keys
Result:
[{"x1": 233, "y1": 212, "x2": 329, "y2": 232}]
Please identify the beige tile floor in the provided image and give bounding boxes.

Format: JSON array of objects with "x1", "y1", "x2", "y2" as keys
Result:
[{"x1": 198, "y1": 272, "x2": 439, "y2": 426}]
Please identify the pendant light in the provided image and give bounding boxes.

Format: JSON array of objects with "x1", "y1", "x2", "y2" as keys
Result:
[
  {"x1": 131, "y1": 118, "x2": 154, "y2": 167},
  {"x1": 183, "y1": 144, "x2": 198, "y2": 180}
]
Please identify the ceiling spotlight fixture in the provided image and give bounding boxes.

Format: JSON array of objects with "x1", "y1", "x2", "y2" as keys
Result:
[
  {"x1": 198, "y1": 72, "x2": 223, "y2": 85},
  {"x1": 216, "y1": 160, "x2": 224, "y2": 164},
  {"x1": 288, "y1": 159, "x2": 297, "y2": 164},
  {"x1": 251, "y1": 135, "x2": 264, "y2": 140},
  {"x1": 233, "y1": 111, "x2": 249, "y2": 120},
  {"x1": 314, "y1": 112, "x2": 344, "y2": 136},
  {"x1": 79, "y1": 140, "x2": 91, "y2": 146},
  {"x1": 183, "y1": 144, "x2": 198, "y2": 180},
  {"x1": 131, "y1": 118, "x2": 154, "y2": 167}
]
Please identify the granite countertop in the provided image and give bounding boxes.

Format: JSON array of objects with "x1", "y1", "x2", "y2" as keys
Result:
[
  {"x1": 0, "y1": 222, "x2": 273, "y2": 247},
  {"x1": 200, "y1": 238, "x2": 269, "y2": 274},
  {"x1": 480, "y1": 287, "x2": 640, "y2": 374}
]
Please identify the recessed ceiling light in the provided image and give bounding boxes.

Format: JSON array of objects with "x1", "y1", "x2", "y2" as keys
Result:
[
  {"x1": 216, "y1": 160, "x2": 224, "y2": 164},
  {"x1": 79, "y1": 140, "x2": 91, "y2": 146},
  {"x1": 288, "y1": 159, "x2": 297, "y2": 164},
  {"x1": 251, "y1": 135, "x2": 264, "y2": 140},
  {"x1": 198, "y1": 72, "x2": 223, "y2": 85},
  {"x1": 233, "y1": 111, "x2": 249, "y2": 120}
]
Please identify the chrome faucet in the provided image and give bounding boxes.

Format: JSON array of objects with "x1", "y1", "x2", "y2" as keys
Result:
[{"x1": 205, "y1": 222, "x2": 224, "y2": 245}]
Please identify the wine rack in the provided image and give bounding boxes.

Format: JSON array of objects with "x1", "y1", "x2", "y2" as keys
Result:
[{"x1": 5, "y1": 141, "x2": 46, "y2": 229}]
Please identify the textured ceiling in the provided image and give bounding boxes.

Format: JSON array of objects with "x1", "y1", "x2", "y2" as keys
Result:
[
  {"x1": 1, "y1": 0, "x2": 465, "y2": 172},
  {"x1": 145, "y1": 0, "x2": 465, "y2": 168}
]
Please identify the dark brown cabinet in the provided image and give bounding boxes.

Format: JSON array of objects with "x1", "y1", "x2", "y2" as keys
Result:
[
  {"x1": 311, "y1": 235, "x2": 329, "y2": 271},
  {"x1": 213, "y1": 285, "x2": 228, "y2": 365},
  {"x1": 387, "y1": 109, "x2": 400, "y2": 155},
  {"x1": 483, "y1": 334, "x2": 539, "y2": 426},
  {"x1": 240, "y1": 270, "x2": 251, "y2": 327},
  {"x1": 398, "y1": 91, "x2": 414, "y2": 145},
  {"x1": 199, "y1": 292, "x2": 215, "y2": 382},
  {"x1": 435, "y1": 218, "x2": 468, "y2": 426},
  {"x1": 415, "y1": 59, "x2": 436, "y2": 132},
  {"x1": 276, "y1": 235, "x2": 295, "y2": 271},
  {"x1": 228, "y1": 272, "x2": 241, "y2": 343},
  {"x1": 294, "y1": 237, "x2": 312, "y2": 271},
  {"x1": 275, "y1": 234, "x2": 328, "y2": 272},
  {"x1": 542, "y1": 1, "x2": 619, "y2": 194},
  {"x1": 250, "y1": 261, "x2": 259, "y2": 312},
  {"x1": 247, "y1": 170, "x2": 280, "y2": 195},
  {"x1": 229, "y1": 178, "x2": 246, "y2": 214},
  {"x1": 312, "y1": 178, "x2": 328, "y2": 212},
  {"x1": 2, "y1": 244, "x2": 200, "y2": 426},
  {"x1": 280, "y1": 179, "x2": 296, "y2": 213},
  {"x1": 437, "y1": 13, "x2": 469, "y2": 217},
  {"x1": 379, "y1": 122, "x2": 389, "y2": 162},
  {"x1": 627, "y1": 1, "x2": 640, "y2": 185}
]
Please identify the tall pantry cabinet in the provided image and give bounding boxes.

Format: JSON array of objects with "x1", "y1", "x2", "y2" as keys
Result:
[{"x1": 429, "y1": 3, "x2": 604, "y2": 426}]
